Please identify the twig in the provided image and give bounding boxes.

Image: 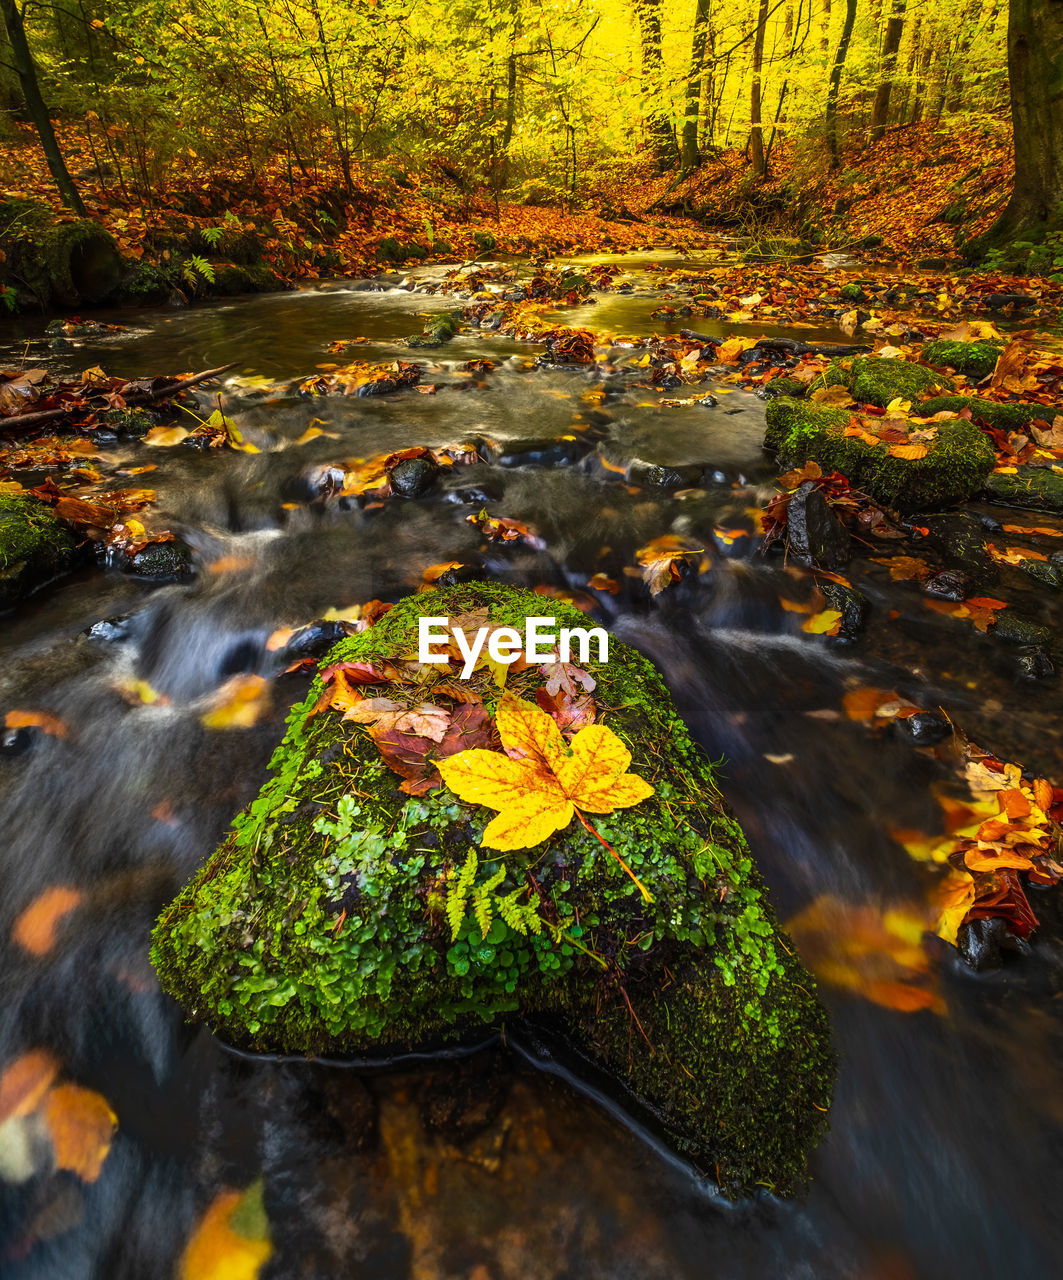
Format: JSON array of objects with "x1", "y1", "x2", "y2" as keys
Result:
[
  {"x1": 0, "y1": 362, "x2": 237, "y2": 432},
  {"x1": 575, "y1": 808, "x2": 653, "y2": 903}
]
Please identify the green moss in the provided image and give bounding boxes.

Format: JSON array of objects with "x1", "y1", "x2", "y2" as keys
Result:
[
  {"x1": 407, "y1": 311, "x2": 459, "y2": 347},
  {"x1": 0, "y1": 492, "x2": 79, "y2": 609},
  {"x1": 764, "y1": 397, "x2": 995, "y2": 511},
  {"x1": 152, "y1": 582, "x2": 834, "y2": 1194},
  {"x1": 983, "y1": 466, "x2": 1063, "y2": 513},
  {"x1": 212, "y1": 263, "x2": 279, "y2": 296},
  {"x1": 919, "y1": 395, "x2": 1050, "y2": 435},
  {"x1": 919, "y1": 340, "x2": 1003, "y2": 380},
  {"x1": 0, "y1": 199, "x2": 121, "y2": 308},
  {"x1": 848, "y1": 356, "x2": 954, "y2": 407}
]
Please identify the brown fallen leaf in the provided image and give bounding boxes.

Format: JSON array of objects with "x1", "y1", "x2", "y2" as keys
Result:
[{"x1": 0, "y1": 1050, "x2": 60, "y2": 1124}]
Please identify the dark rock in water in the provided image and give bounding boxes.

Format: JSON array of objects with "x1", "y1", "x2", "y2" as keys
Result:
[
  {"x1": 921, "y1": 513, "x2": 997, "y2": 586},
  {"x1": 756, "y1": 375, "x2": 806, "y2": 401},
  {"x1": 991, "y1": 613, "x2": 1052, "y2": 650},
  {"x1": 1012, "y1": 648, "x2": 1055, "y2": 681},
  {"x1": 1019, "y1": 559, "x2": 1063, "y2": 591},
  {"x1": 958, "y1": 916, "x2": 1028, "y2": 971},
  {"x1": 418, "y1": 1054, "x2": 510, "y2": 1145},
  {"x1": 484, "y1": 435, "x2": 592, "y2": 469},
  {"x1": 127, "y1": 540, "x2": 194, "y2": 581},
  {"x1": 281, "y1": 621, "x2": 352, "y2": 662},
  {"x1": 389, "y1": 456, "x2": 438, "y2": 497},
  {"x1": 923, "y1": 570, "x2": 970, "y2": 602},
  {"x1": 820, "y1": 579, "x2": 867, "y2": 640},
  {"x1": 406, "y1": 312, "x2": 459, "y2": 348},
  {"x1": 1, "y1": 726, "x2": 34, "y2": 757},
  {"x1": 627, "y1": 460, "x2": 705, "y2": 489},
  {"x1": 896, "y1": 710, "x2": 953, "y2": 746},
  {"x1": 787, "y1": 482, "x2": 851, "y2": 569},
  {"x1": 151, "y1": 582, "x2": 835, "y2": 1196}
]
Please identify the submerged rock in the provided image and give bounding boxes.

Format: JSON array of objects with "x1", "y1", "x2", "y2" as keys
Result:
[
  {"x1": 983, "y1": 467, "x2": 1063, "y2": 514},
  {"x1": 0, "y1": 492, "x2": 80, "y2": 609},
  {"x1": 152, "y1": 582, "x2": 834, "y2": 1194},
  {"x1": 764, "y1": 398, "x2": 995, "y2": 511}
]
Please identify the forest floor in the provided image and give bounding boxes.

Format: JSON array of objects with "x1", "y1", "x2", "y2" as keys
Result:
[{"x1": 0, "y1": 116, "x2": 1025, "y2": 302}]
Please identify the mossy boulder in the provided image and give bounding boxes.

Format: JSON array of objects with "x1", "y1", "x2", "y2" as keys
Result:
[
  {"x1": 0, "y1": 492, "x2": 80, "y2": 609},
  {"x1": 810, "y1": 356, "x2": 954, "y2": 408},
  {"x1": 212, "y1": 263, "x2": 280, "y2": 296},
  {"x1": 407, "y1": 311, "x2": 459, "y2": 348},
  {"x1": 919, "y1": 340, "x2": 1003, "y2": 380},
  {"x1": 152, "y1": 582, "x2": 834, "y2": 1194},
  {"x1": 919, "y1": 395, "x2": 1050, "y2": 435},
  {"x1": 764, "y1": 397, "x2": 996, "y2": 511},
  {"x1": 983, "y1": 467, "x2": 1063, "y2": 513},
  {"x1": 0, "y1": 199, "x2": 121, "y2": 309}
]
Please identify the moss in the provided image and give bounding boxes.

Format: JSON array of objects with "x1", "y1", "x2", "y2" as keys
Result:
[
  {"x1": 0, "y1": 492, "x2": 80, "y2": 609},
  {"x1": 838, "y1": 282, "x2": 866, "y2": 303},
  {"x1": 809, "y1": 356, "x2": 953, "y2": 407},
  {"x1": 919, "y1": 395, "x2": 1050, "y2": 435},
  {"x1": 983, "y1": 467, "x2": 1063, "y2": 513},
  {"x1": 407, "y1": 312, "x2": 459, "y2": 348},
  {"x1": 0, "y1": 199, "x2": 121, "y2": 308},
  {"x1": 919, "y1": 340, "x2": 1003, "y2": 380},
  {"x1": 96, "y1": 407, "x2": 156, "y2": 437},
  {"x1": 764, "y1": 397, "x2": 995, "y2": 511},
  {"x1": 152, "y1": 582, "x2": 834, "y2": 1194},
  {"x1": 376, "y1": 237, "x2": 406, "y2": 263},
  {"x1": 212, "y1": 263, "x2": 279, "y2": 296},
  {"x1": 760, "y1": 374, "x2": 807, "y2": 400}
]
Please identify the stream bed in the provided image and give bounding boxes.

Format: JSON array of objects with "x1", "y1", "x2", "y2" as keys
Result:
[{"x1": 1, "y1": 258, "x2": 1062, "y2": 1279}]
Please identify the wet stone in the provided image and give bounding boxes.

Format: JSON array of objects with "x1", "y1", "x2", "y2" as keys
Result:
[
  {"x1": 1, "y1": 726, "x2": 34, "y2": 757},
  {"x1": 991, "y1": 613, "x2": 1052, "y2": 650},
  {"x1": 786, "y1": 482, "x2": 851, "y2": 570},
  {"x1": 958, "y1": 916, "x2": 1028, "y2": 971},
  {"x1": 1012, "y1": 648, "x2": 1055, "y2": 681},
  {"x1": 895, "y1": 710, "x2": 953, "y2": 746},
  {"x1": 484, "y1": 436, "x2": 593, "y2": 469},
  {"x1": 627, "y1": 460, "x2": 706, "y2": 489},
  {"x1": 923, "y1": 570, "x2": 970, "y2": 602},
  {"x1": 127, "y1": 540, "x2": 194, "y2": 581},
  {"x1": 820, "y1": 579, "x2": 867, "y2": 640},
  {"x1": 389, "y1": 456, "x2": 438, "y2": 497}
]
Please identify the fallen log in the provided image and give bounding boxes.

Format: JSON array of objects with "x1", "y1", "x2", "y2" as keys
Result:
[{"x1": 0, "y1": 363, "x2": 237, "y2": 433}]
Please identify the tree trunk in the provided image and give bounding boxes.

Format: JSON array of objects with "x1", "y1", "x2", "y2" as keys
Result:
[
  {"x1": 680, "y1": 0, "x2": 712, "y2": 172},
  {"x1": 0, "y1": 0, "x2": 85, "y2": 214},
  {"x1": 750, "y1": 0, "x2": 770, "y2": 178},
  {"x1": 637, "y1": 0, "x2": 679, "y2": 169},
  {"x1": 824, "y1": 0, "x2": 857, "y2": 168},
  {"x1": 868, "y1": 0, "x2": 907, "y2": 141},
  {"x1": 980, "y1": 0, "x2": 1063, "y2": 243}
]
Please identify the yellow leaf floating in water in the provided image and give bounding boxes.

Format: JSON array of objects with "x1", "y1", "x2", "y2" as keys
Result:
[
  {"x1": 201, "y1": 675, "x2": 271, "y2": 729},
  {"x1": 180, "y1": 1182, "x2": 272, "y2": 1280}
]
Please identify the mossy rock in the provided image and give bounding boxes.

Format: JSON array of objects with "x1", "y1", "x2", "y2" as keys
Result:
[
  {"x1": 406, "y1": 311, "x2": 459, "y2": 348},
  {"x1": 0, "y1": 199, "x2": 121, "y2": 309},
  {"x1": 0, "y1": 492, "x2": 80, "y2": 609},
  {"x1": 212, "y1": 263, "x2": 280, "y2": 296},
  {"x1": 919, "y1": 395, "x2": 1050, "y2": 435},
  {"x1": 919, "y1": 340, "x2": 1003, "y2": 380},
  {"x1": 764, "y1": 397, "x2": 995, "y2": 511},
  {"x1": 152, "y1": 582, "x2": 834, "y2": 1194},
  {"x1": 810, "y1": 357, "x2": 954, "y2": 408},
  {"x1": 376, "y1": 237, "x2": 406, "y2": 264},
  {"x1": 983, "y1": 467, "x2": 1063, "y2": 513}
]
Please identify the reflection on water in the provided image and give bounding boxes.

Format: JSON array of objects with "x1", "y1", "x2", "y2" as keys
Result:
[{"x1": 1, "y1": 262, "x2": 1062, "y2": 1279}]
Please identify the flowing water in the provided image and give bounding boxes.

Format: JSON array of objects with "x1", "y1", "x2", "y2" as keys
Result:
[{"x1": 1, "y1": 259, "x2": 1062, "y2": 1279}]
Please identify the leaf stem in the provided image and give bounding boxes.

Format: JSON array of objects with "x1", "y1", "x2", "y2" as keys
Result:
[{"x1": 575, "y1": 809, "x2": 654, "y2": 903}]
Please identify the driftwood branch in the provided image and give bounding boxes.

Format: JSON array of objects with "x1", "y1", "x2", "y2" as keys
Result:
[{"x1": 0, "y1": 362, "x2": 237, "y2": 433}]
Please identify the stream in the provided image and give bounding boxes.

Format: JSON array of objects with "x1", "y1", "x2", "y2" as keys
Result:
[{"x1": 1, "y1": 256, "x2": 1062, "y2": 1279}]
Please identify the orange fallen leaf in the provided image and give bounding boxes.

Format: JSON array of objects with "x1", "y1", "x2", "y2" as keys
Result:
[
  {"x1": 0, "y1": 1050, "x2": 60, "y2": 1124},
  {"x1": 4, "y1": 709, "x2": 68, "y2": 737},
  {"x1": 802, "y1": 609, "x2": 843, "y2": 635},
  {"x1": 13, "y1": 886, "x2": 82, "y2": 955},
  {"x1": 43, "y1": 1083, "x2": 117, "y2": 1181},
  {"x1": 888, "y1": 442, "x2": 929, "y2": 460},
  {"x1": 843, "y1": 686, "x2": 896, "y2": 721}
]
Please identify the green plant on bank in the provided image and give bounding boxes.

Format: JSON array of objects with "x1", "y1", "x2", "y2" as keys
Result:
[{"x1": 180, "y1": 254, "x2": 216, "y2": 287}]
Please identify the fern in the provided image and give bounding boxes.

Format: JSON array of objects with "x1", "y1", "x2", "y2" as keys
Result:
[
  {"x1": 496, "y1": 884, "x2": 542, "y2": 936},
  {"x1": 201, "y1": 226, "x2": 224, "y2": 248},
  {"x1": 445, "y1": 849, "x2": 478, "y2": 940},
  {"x1": 181, "y1": 255, "x2": 215, "y2": 286},
  {"x1": 472, "y1": 866, "x2": 505, "y2": 939}
]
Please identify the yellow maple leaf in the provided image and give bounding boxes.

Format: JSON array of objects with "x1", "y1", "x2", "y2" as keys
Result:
[
  {"x1": 180, "y1": 1183, "x2": 272, "y2": 1280},
  {"x1": 802, "y1": 609, "x2": 843, "y2": 635},
  {"x1": 437, "y1": 694, "x2": 654, "y2": 898}
]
